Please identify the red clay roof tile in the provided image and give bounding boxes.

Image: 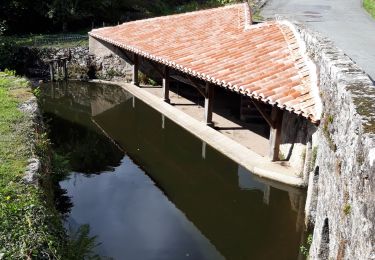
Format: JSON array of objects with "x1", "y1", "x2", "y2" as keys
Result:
[{"x1": 89, "y1": 3, "x2": 321, "y2": 122}]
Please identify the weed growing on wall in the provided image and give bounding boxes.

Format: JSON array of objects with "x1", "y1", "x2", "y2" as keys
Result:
[{"x1": 300, "y1": 234, "x2": 313, "y2": 257}]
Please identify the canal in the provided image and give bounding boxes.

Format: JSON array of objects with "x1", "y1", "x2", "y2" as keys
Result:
[{"x1": 40, "y1": 81, "x2": 307, "y2": 260}]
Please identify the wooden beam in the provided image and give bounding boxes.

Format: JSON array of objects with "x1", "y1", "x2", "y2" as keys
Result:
[
  {"x1": 204, "y1": 82, "x2": 214, "y2": 126},
  {"x1": 163, "y1": 66, "x2": 170, "y2": 103},
  {"x1": 268, "y1": 107, "x2": 284, "y2": 161},
  {"x1": 131, "y1": 53, "x2": 139, "y2": 86},
  {"x1": 117, "y1": 48, "x2": 134, "y2": 64},
  {"x1": 187, "y1": 76, "x2": 207, "y2": 98},
  {"x1": 251, "y1": 100, "x2": 274, "y2": 128},
  {"x1": 169, "y1": 74, "x2": 207, "y2": 98},
  {"x1": 149, "y1": 61, "x2": 164, "y2": 77}
]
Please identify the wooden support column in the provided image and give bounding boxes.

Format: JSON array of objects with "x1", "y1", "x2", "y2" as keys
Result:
[
  {"x1": 201, "y1": 141, "x2": 206, "y2": 159},
  {"x1": 131, "y1": 53, "x2": 139, "y2": 86},
  {"x1": 162, "y1": 66, "x2": 170, "y2": 103},
  {"x1": 268, "y1": 107, "x2": 284, "y2": 161},
  {"x1": 204, "y1": 82, "x2": 214, "y2": 126},
  {"x1": 56, "y1": 60, "x2": 59, "y2": 79},
  {"x1": 62, "y1": 58, "x2": 68, "y2": 81},
  {"x1": 161, "y1": 114, "x2": 165, "y2": 129},
  {"x1": 49, "y1": 62, "x2": 55, "y2": 82}
]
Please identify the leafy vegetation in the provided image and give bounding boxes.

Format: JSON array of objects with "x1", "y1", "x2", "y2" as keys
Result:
[
  {"x1": 0, "y1": 71, "x2": 102, "y2": 259},
  {"x1": 343, "y1": 204, "x2": 351, "y2": 216},
  {"x1": 45, "y1": 113, "x2": 123, "y2": 174},
  {"x1": 1, "y1": 0, "x2": 241, "y2": 35},
  {"x1": 0, "y1": 70, "x2": 66, "y2": 258},
  {"x1": 364, "y1": 0, "x2": 375, "y2": 19},
  {"x1": 300, "y1": 234, "x2": 313, "y2": 257},
  {"x1": 64, "y1": 225, "x2": 101, "y2": 260},
  {"x1": 0, "y1": 0, "x2": 242, "y2": 72}
]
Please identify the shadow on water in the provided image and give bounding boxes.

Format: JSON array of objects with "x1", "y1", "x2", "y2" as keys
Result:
[{"x1": 40, "y1": 81, "x2": 307, "y2": 260}]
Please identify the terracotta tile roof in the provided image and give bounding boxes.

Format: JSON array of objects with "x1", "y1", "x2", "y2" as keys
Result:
[{"x1": 89, "y1": 3, "x2": 321, "y2": 122}]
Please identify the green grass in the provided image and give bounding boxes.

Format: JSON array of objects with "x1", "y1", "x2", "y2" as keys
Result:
[
  {"x1": 0, "y1": 71, "x2": 66, "y2": 259},
  {"x1": 364, "y1": 0, "x2": 375, "y2": 18}
]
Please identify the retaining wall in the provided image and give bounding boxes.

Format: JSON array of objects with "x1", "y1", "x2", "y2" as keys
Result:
[
  {"x1": 18, "y1": 44, "x2": 133, "y2": 81},
  {"x1": 296, "y1": 23, "x2": 375, "y2": 259}
]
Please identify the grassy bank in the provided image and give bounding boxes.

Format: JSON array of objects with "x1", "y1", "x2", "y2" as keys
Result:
[
  {"x1": 364, "y1": 0, "x2": 375, "y2": 18},
  {"x1": 0, "y1": 70, "x2": 65, "y2": 258}
]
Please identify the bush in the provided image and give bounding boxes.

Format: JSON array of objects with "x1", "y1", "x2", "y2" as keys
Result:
[{"x1": 0, "y1": 37, "x2": 16, "y2": 70}]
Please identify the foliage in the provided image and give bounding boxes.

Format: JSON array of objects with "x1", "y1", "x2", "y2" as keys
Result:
[
  {"x1": 45, "y1": 113, "x2": 123, "y2": 174},
  {"x1": 300, "y1": 234, "x2": 313, "y2": 257},
  {"x1": 0, "y1": 20, "x2": 7, "y2": 35},
  {"x1": 64, "y1": 225, "x2": 101, "y2": 260},
  {"x1": 0, "y1": 0, "x2": 243, "y2": 72},
  {"x1": 1, "y1": 0, "x2": 242, "y2": 34},
  {"x1": 0, "y1": 72, "x2": 102, "y2": 259},
  {"x1": 0, "y1": 37, "x2": 17, "y2": 71},
  {"x1": 0, "y1": 72, "x2": 66, "y2": 259},
  {"x1": 343, "y1": 204, "x2": 351, "y2": 216},
  {"x1": 139, "y1": 71, "x2": 158, "y2": 86},
  {"x1": 173, "y1": 0, "x2": 240, "y2": 13},
  {"x1": 364, "y1": 0, "x2": 375, "y2": 19},
  {"x1": 0, "y1": 70, "x2": 29, "y2": 89},
  {"x1": 51, "y1": 153, "x2": 71, "y2": 183}
]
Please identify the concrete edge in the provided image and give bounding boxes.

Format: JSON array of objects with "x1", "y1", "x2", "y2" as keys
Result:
[{"x1": 92, "y1": 79, "x2": 306, "y2": 188}]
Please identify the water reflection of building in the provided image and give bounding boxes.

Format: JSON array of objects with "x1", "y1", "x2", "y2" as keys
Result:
[
  {"x1": 40, "y1": 81, "x2": 132, "y2": 126},
  {"x1": 92, "y1": 95, "x2": 307, "y2": 260},
  {"x1": 42, "y1": 82, "x2": 307, "y2": 260}
]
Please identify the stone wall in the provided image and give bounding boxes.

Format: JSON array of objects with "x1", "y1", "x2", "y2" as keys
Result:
[
  {"x1": 89, "y1": 36, "x2": 162, "y2": 82},
  {"x1": 18, "y1": 45, "x2": 133, "y2": 81},
  {"x1": 295, "y1": 23, "x2": 375, "y2": 259}
]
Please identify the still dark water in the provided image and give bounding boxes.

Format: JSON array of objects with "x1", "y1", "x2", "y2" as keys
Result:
[{"x1": 40, "y1": 81, "x2": 307, "y2": 260}]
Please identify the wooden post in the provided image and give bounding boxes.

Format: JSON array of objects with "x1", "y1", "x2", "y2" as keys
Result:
[
  {"x1": 263, "y1": 185, "x2": 270, "y2": 205},
  {"x1": 204, "y1": 83, "x2": 214, "y2": 126},
  {"x1": 57, "y1": 60, "x2": 61, "y2": 79},
  {"x1": 49, "y1": 62, "x2": 55, "y2": 82},
  {"x1": 268, "y1": 107, "x2": 284, "y2": 161},
  {"x1": 131, "y1": 53, "x2": 139, "y2": 86},
  {"x1": 161, "y1": 114, "x2": 165, "y2": 129},
  {"x1": 202, "y1": 141, "x2": 206, "y2": 159},
  {"x1": 63, "y1": 59, "x2": 68, "y2": 81},
  {"x1": 163, "y1": 66, "x2": 170, "y2": 103}
]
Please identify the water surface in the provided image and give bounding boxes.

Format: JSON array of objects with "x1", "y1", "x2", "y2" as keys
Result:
[{"x1": 40, "y1": 81, "x2": 306, "y2": 260}]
